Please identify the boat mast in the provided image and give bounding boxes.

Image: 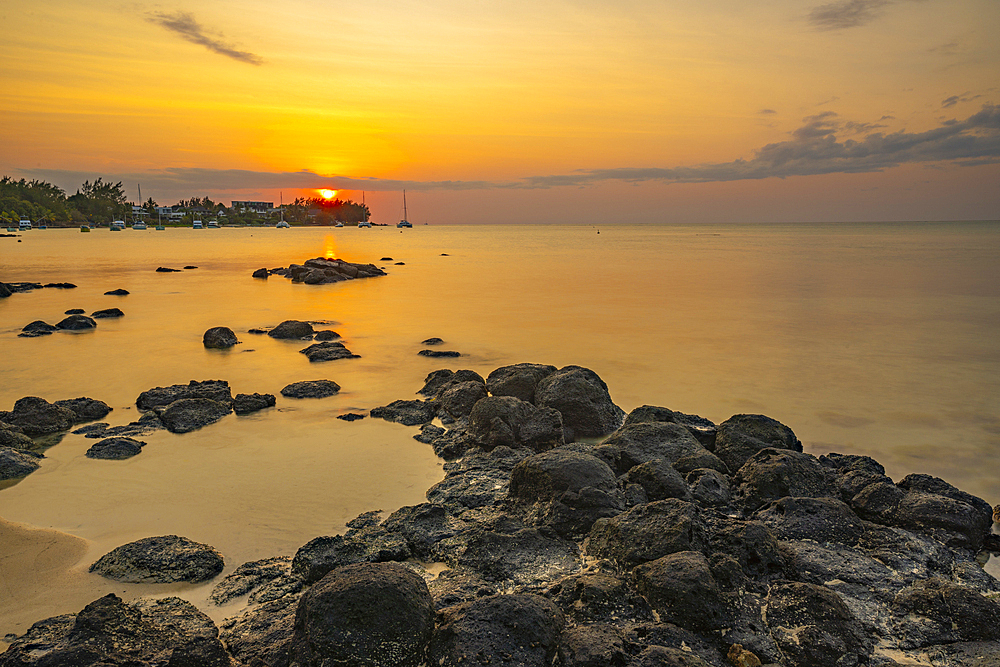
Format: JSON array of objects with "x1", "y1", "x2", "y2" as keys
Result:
[{"x1": 403, "y1": 190, "x2": 407, "y2": 222}]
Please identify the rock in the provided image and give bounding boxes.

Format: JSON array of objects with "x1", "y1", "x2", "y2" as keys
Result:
[
  {"x1": 381, "y1": 503, "x2": 460, "y2": 560},
  {"x1": 157, "y1": 397, "x2": 232, "y2": 433},
  {"x1": 252, "y1": 267, "x2": 269, "y2": 278},
  {"x1": 764, "y1": 581, "x2": 872, "y2": 667},
  {"x1": 234, "y1": 392, "x2": 276, "y2": 415},
  {"x1": 184, "y1": 265, "x2": 198, "y2": 270},
  {"x1": 468, "y1": 395, "x2": 564, "y2": 451},
  {"x1": 371, "y1": 399, "x2": 435, "y2": 425},
  {"x1": 210, "y1": 556, "x2": 302, "y2": 605},
  {"x1": 601, "y1": 421, "x2": 728, "y2": 475},
  {"x1": 534, "y1": 365, "x2": 625, "y2": 441},
  {"x1": 631, "y1": 645, "x2": 714, "y2": 667},
  {"x1": 727, "y1": 644, "x2": 763, "y2": 667},
  {"x1": 426, "y1": 446, "x2": 529, "y2": 508},
  {"x1": 485, "y1": 363, "x2": 558, "y2": 403},
  {"x1": 633, "y1": 551, "x2": 725, "y2": 631},
  {"x1": 85, "y1": 436, "x2": 145, "y2": 459},
  {"x1": 64, "y1": 308, "x2": 84, "y2": 314},
  {"x1": 421, "y1": 337, "x2": 443, "y2": 345},
  {"x1": 91, "y1": 307, "x2": 124, "y2": 318},
  {"x1": 291, "y1": 531, "x2": 411, "y2": 584},
  {"x1": 203, "y1": 326, "x2": 239, "y2": 348},
  {"x1": 280, "y1": 380, "x2": 341, "y2": 399},
  {"x1": 299, "y1": 341, "x2": 360, "y2": 361},
  {"x1": 0, "y1": 427, "x2": 34, "y2": 449},
  {"x1": 0, "y1": 281, "x2": 11, "y2": 297},
  {"x1": 703, "y1": 515, "x2": 784, "y2": 580},
  {"x1": 622, "y1": 404, "x2": 718, "y2": 449},
  {"x1": 314, "y1": 329, "x2": 340, "y2": 341},
  {"x1": 557, "y1": 624, "x2": 629, "y2": 667},
  {"x1": 436, "y1": 381, "x2": 488, "y2": 421},
  {"x1": 755, "y1": 496, "x2": 866, "y2": 545},
  {"x1": 625, "y1": 458, "x2": 692, "y2": 502},
  {"x1": 732, "y1": 447, "x2": 836, "y2": 512},
  {"x1": 219, "y1": 594, "x2": 298, "y2": 667},
  {"x1": 549, "y1": 571, "x2": 653, "y2": 623},
  {"x1": 289, "y1": 562, "x2": 434, "y2": 667},
  {"x1": 510, "y1": 448, "x2": 619, "y2": 503},
  {"x1": 0, "y1": 396, "x2": 78, "y2": 436},
  {"x1": 714, "y1": 413, "x2": 802, "y2": 473},
  {"x1": 0, "y1": 446, "x2": 42, "y2": 479},
  {"x1": 429, "y1": 594, "x2": 565, "y2": 667},
  {"x1": 268, "y1": 320, "x2": 315, "y2": 339},
  {"x1": 55, "y1": 314, "x2": 96, "y2": 329},
  {"x1": 104, "y1": 288, "x2": 129, "y2": 295},
  {"x1": 687, "y1": 468, "x2": 732, "y2": 505},
  {"x1": 454, "y1": 527, "x2": 581, "y2": 585},
  {"x1": 136, "y1": 379, "x2": 233, "y2": 410},
  {"x1": 21, "y1": 320, "x2": 56, "y2": 334},
  {"x1": 156, "y1": 266, "x2": 181, "y2": 272},
  {"x1": 0, "y1": 594, "x2": 229, "y2": 667},
  {"x1": 53, "y1": 397, "x2": 112, "y2": 423},
  {"x1": 42, "y1": 282, "x2": 76, "y2": 289},
  {"x1": 89, "y1": 535, "x2": 224, "y2": 583},
  {"x1": 338, "y1": 412, "x2": 365, "y2": 421},
  {"x1": 419, "y1": 349, "x2": 461, "y2": 357},
  {"x1": 588, "y1": 499, "x2": 707, "y2": 568}
]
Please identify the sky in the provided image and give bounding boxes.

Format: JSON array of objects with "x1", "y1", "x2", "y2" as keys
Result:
[{"x1": 1, "y1": 0, "x2": 998, "y2": 224}]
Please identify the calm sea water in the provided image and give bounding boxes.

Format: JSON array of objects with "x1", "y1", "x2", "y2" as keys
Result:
[{"x1": 2, "y1": 221, "x2": 999, "y2": 630}]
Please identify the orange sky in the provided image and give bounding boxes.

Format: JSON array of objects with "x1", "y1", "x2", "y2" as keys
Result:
[{"x1": 1, "y1": 0, "x2": 998, "y2": 223}]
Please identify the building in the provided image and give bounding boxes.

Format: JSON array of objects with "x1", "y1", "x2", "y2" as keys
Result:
[{"x1": 231, "y1": 201, "x2": 274, "y2": 213}]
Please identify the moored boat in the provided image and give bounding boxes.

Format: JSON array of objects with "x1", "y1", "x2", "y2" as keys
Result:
[
  {"x1": 80, "y1": 225, "x2": 91, "y2": 233},
  {"x1": 19, "y1": 218, "x2": 32, "y2": 231},
  {"x1": 276, "y1": 220, "x2": 290, "y2": 228},
  {"x1": 397, "y1": 190, "x2": 412, "y2": 228},
  {"x1": 192, "y1": 220, "x2": 203, "y2": 229},
  {"x1": 133, "y1": 220, "x2": 148, "y2": 230}
]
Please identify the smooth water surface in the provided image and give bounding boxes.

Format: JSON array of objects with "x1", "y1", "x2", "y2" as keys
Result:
[{"x1": 1, "y1": 221, "x2": 998, "y2": 635}]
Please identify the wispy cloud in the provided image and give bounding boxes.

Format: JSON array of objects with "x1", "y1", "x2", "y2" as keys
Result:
[
  {"x1": 146, "y1": 11, "x2": 264, "y2": 65},
  {"x1": 23, "y1": 105, "x2": 1000, "y2": 195},
  {"x1": 808, "y1": 0, "x2": 892, "y2": 30},
  {"x1": 942, "y1": 92, "x2": 981, "y2": 108}
]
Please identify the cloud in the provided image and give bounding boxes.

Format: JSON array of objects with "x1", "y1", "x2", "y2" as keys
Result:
[
  {"x1": 807, "y1": 0, "x2": 892, "y2": 30},
  {"x1": 22, "y1": 106, "x2": 1000, "y2": 196},
  {"x1": 759, "y1": 109, "x2": 778, "y2": 115},
  {"x1": 942, "y1": 92, "x2": 981, "y2": 108},
  {"x1": 147, "y1": 11, "x2": 264, "y2": 65}
]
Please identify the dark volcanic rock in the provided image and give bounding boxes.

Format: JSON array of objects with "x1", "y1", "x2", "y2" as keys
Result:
[
  {"x1": 534, "y1": 365, "x2": 625, "y2": 441},
  {"x1": 625, "y1": 458, "x2": 693, "y2": 502},
  {"x1": 622, "y1": 404, "x2": 718, "y2": 449},
  {"x1": 54, "y1": 397, "x2": 112, "y2": 422},
  {"x1": 64, "y1": 308, "x2": 85, "y2": 314},
  {"x1": 587, "y1": 499, "x2": 706, "y2": 568},
  {"x1": 633, "y1": 550, "x2": 725, "y2": 632},
  {"x1": 252, "y1": 267, "x2": 269, "y2": 278},
  {"x1": 0, "y1": 594, "x2": 229, "y2": 667},
  {"x1": 485, "y1": 363, "x2": 558, "y2": 403},
  {"x1": 268, "y1": 320, "x2": 315, "y2": 339},
  {"x1": 289, "y1": 562, "x2": 434, "y2": 667},
  {"x1": 0, "y1": 446, "x2": 43, "y2": 479},
  {"x1": 104, "y1": 288, "x2": 130, "y2": 295},
  {"x1": 219, "y1": 594, "x2": 298, "y2": 667},
  {"x1": 299, "y1": 341, "x2": 360, "y2": 361},
  {"x1": 210, "y1": 556, "x2": 302, "y2": 605},
  {"x1": 733, "y1": 447, "x2": 836, "y2": 512},
  {"x1": 291, "y1": 531, "x2": 411, "y2": 584},
  {"x1": 0, "y1": 281, "x2": 11, "y2": 298},
  {"x1": 468, "y1": 395, "x2": 564, "y2": 451},
  {"x1": 314, "y1": 329, "x2": 340, "y2": 341},
  {"x1": 203, "y1": 326, "x2": 239, "y2": 348},
  {"x1": 234, "y1": 392, "x2": 276, "y2": 415},
  {"x1": 338, "y1": 412, "x2": 366, "y2": 421},
  {"x1": 371, "y1": 399, "x2": 435, "y2": 425},
  {"x1": 1, "y1": 396, "x2": 78, "y2": 436},
  {"x1": 510, "y1": 448, "x2": 618, "y2": 503},
  {"x1": 421, "y1": 337, "x2": 443, "y2": 345},
  {"x1": 427, "y1": 446, "x2": 529, "y2": 509},
  {"x1": 0, "y1": 427, "x2": 34, "y2": 449},
  {"x1": 419, "y1": 349, "x2": 461, "y2": 357},
  {"x1": 157, "y1": 397, "x2": 232, "y2": 433},
  {"x1": 136, "y1": 379, "x2": 233, "y2": 410},
  {"x1": 156, "y1": 266, "x2": 182, "y2": 272},
  {"x1": 756, "y1": 495, "x2": 866, "y2": 545},
  {"x1": 91, "y1": 307, "x2": 124, "y2": 318},
  {"x1": 454, "y1": 527, "x2": 581, "y2": 585},
  {"x1": 85, "y1": 436, "x2": 145, "y2": 460},
  {"x1": 21, "y1": 320, "x2": 56, "y2": 334},
  {"x1": 714, "y1": 413, "x2": 802, "y2": 474},
  {"x1": 891, "y1": 578, "x2": 1000, "y2": 647},
  {"x1": 280, "y1": 380, "x2": 341, "y2": 399},
  {"x1": 549, "y1": 571, "x2": 653, "y2": 623},
  {"x1": 89, "y1": 535, "x2": 224, "y2": 583},
  {"x1": 55, "y1": 314, "x2": 96, "y2": 330},
  {"x1": 429, "y1": 594, "x2": 565, "y2": 667},
  {"x1": 601, "y1": 421, "x2": 728, "y2": 475},
  {"x1": 437, "y1": 381, "x2": 488, "y2": 421}
]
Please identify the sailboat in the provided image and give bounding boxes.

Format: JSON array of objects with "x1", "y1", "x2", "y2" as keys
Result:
[
  {"x1": 397, "y1": 190, "x2": 412, "y2": 228},
  {"x1": 358, "y1": 191, "x2": 372, "y2": 227}
]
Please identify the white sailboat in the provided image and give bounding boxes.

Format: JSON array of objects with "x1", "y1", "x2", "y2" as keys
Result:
[{"x1": 397, "y1": 190, "x2": 412, "y2": 228}]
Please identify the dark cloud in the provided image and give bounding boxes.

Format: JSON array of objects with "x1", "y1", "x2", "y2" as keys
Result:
[
  {"x1": 844, "y1": 120, "x2": 888, "y2": 133},
  {"x1": 759, "y1": 109, "x2": 778, "y2": 115},
  {"x1": 942, "y1": 92, "x2": 981, "y2": 108},
  {"x1": 147, "y1": 11, "x2": 264, "y2": 65},
  {"x1": 23, "y1": 106, "x2": 1000, "y2": 195},
  {"x1": 807, "y1": 0, "x2": 892, "y2": 30}
]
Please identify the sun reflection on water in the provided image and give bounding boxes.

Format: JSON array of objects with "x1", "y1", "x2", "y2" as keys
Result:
[{"x1": 323, "y1": 234, "x2": 337, "y2": 259}]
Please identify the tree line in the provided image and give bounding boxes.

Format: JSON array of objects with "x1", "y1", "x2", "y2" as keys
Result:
[{"x1": 1, "y1": 176, "x2": 370, "y2": 226}]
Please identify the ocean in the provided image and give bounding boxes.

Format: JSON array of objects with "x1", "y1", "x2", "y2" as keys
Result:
[{"x1": 1, "y1": 221, "x2": 999, "y2": 635}]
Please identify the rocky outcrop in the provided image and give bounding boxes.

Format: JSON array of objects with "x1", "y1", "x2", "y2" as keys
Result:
[
  {"x1": 19, "y1": 320, "x2": 56, "y2": 337},
  {"x1": 54, "y1": 397, "x2": 113, "y2": 422},
  {"x1": 89, "y1": 535, "x2": 224, "y2": 583},
  {"x1": 299, "y1": 341, "x2": 359, "y2": 362},
  {"x1": 534, "y1": 365, "x2": 625, "y2": 441},
  {"x1": 104, "y1": 288, "x2": 129, "y2": 295},
  {"x1": 203, "y1": 326, "x2": 240, "y2": 348},
  {"x1": 91, "y1": 307, "x2": 124, "y2": 318},
  {"x1": 85, "y1": 436, "x2": 145, "y2": 459},
  {"x1": 234, "y1": 392, "x2": 276, "y2": 415},
  {"x1": 0, "y1": 446, "x2": 42, "y2": 479},
  {"x1": 136, "y1": 379, "x2": 233, "y2": 411},
  {"x1": 55, "y1": 314, "x2": 96, "y2": 330},
  {"x1": 263, "y1": 257, "x2": 388, "y2": 285},
  {"x1": 280, "y1": 380, "x2": 341, "y2": 399},
  {"x1": 268, "y1": 320, "x2": 314, "y2": 339},
  {"x1": 0, "y1": 396, "x2": 79, "y2": 436},
  {"x1": 157, "y1": 398, "x2": 233, "y2": 433}
]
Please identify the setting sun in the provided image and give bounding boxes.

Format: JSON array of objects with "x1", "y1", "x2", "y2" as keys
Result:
[{"x1": 320, "y1": 189, "x2": 336, "y2": 200}]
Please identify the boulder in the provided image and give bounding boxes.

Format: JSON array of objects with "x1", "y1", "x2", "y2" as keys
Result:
[
  {"x1": 633, "y1": 551, "x2": 725, "y2": 631},
  {"x1": 85, "y1": 436, "x2": 145, "y2": 460},
  {"x1": 0, "y1": 427, "x2": 34, "y2": 449},
  {"x1": 426, "y1": 446, "x2": 529, "y2": 509},
  {"x1": 65, "y1": 308, "x2": 85, "y2": 314},
  {"x1": 436, "y1": 381, "x2": 488, "y2": 421},
  {"x1": 588, "y1": 499, "x2": 707, "y2": 568},
  {"x1": 631, "y1": 645, "x2": 714, "y2": 667},
  {"x1": 234, "y1": 392, "x2": 276, "y2": 415},
  {"x1": 89, "y1": 535, "x2": 224, "y2": 583},
  {"x1": 549, "y1": 571, "x2": 653, "y2": 623},
  {"x1": 421, "y1": 337, "x2": 443, "y2": 345},
  {"x1": 0, "y1": 281, "x2": 11, "y2": 297},
  {"x1": 314, "y1": 329, "x2": 340, "y2": 341},
  {"x1": 534, "y1": 365, "x2": 625, "y2": 441},
  {"x1": 219, "y1": 594, "x2": 298, "y2": 667},
  {"x1": 55, "y1": 314, "x2": 97, "y2": 330},
  {"x1": 289, "y1": 562, "x2": 434, "y2": 667},
  {"x1": 0, "y1": 446, "x2": 42, "y2": 479},
  {"x1": 485, "y1": 363, "x2": 558, "y2": 403},
  {"x1": 454, "y1": 527, "x2": 581, "y2": 585},
  {"x1": 0, "y1": 594, "x2": 229, "y2": 667},
  {"x1": 732, "y1": 447, "x2": 835, "y2": 512},
  {"x1": 510, "y1": 448, "x2": 618, "y2": 503},
  {"x1": 687, "y1": 468, "x2": 732, "y2": 505},
  {"x1": 892, "y1": 578, "x2": 1000, "y2": 647},
  {"x1": 157, "y1": 397, "x2": 232, "y2": 433},
  {"x1": 54, "y1": 397, "x2": 112, "y2": 422},
  {"x1": 625, "y1": 458, "x2": 692, "y2": 502},
  {"x1": 104, "y1": 288, "x2": 129, "y2": 295},
  {"x1": 268, "y1": 320, "x2": 315, "y2": 339},
  {"x1": 755, "y1": 496, "x2": 865, "y2": 545},
  {"x1": 468, "y1": 395, "x2": 564, "y2": 451},
  {"x1": 1, "y1": 396, "x2": 78, "y2": 436},
  {"x1": 280, "y1": 380, "x2": 341, "y2": 399},
  {"x1": 299, "y1": 341, "x2": 360, "y2": 361},
  {"x1": 622, "y1": 405, "x2": 718, "y2": 449},
  {"x1": 91, "y1": 308, "x2": 124, "y2": 318},
  {"x1": 21, "y1": 320, "x2": 56, "y2": 334},
  {"x1": 371, "y1": 399, "x2": 435, "y2": 425},
  {"x1": 156, "y1": 266, "x2": 181, "y2": 272},
  {"x1": 419, "y1": 349, "x2": 461, "y2": 357},
  {"x1": 714, "y1": 413, "x2": 802, "y2": 473},
  {"x1": 429, "y1": 594, "x2": 565, "y2": 667},
  {"x1": 203, "y1": 326, "x2": 239, "y2": 348},
  {"x1": 557, "y1": 624, "x2": 629, "y2": 667},
  {"x1": 136, "y1": 379, "x2": 233, "y2": 410},
  {"x1": 252, "y1": 267, "x2": 269, "y2": 278},
  {"x1": 209, "y1": 555, "x2": 302, "y2": 606},
  {"x1": 601, "y1": 421, "x2": 728, "y2": 475},
  {"x1": 291, "y1": 532, "x2": 411, "y2": 584}
]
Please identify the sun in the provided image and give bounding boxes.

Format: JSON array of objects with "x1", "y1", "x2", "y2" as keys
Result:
[{"x1": 320, "y1": 189, "x2": 336, "y2": 200}]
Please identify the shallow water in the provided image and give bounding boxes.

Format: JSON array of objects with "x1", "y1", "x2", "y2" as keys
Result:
[{"x1": 2, "y1": 222, "x2": 999, "y2": 636}]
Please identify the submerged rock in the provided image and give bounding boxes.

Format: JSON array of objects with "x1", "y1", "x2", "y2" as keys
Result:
[
  {"x1": 20, "y1": 320, "x2": 56, "y2": 335},
  {"x1": 234, "y1": 392, "x2": 276, "y2": 415},
  {"x1": 300, "y1": 341, "x2": 360, "y2": 362},
  {"x1": 54, "y1": 396, "x2": 112, "y2": 422},
  {"x1": 55, "y1": 314, "x2": 96, "y2": 330},
  {"x1": 104, "y1": 287, "x2": 130, "y2": 295},
  {"x1": 0, "y1": 396, "x2": 78, "y2": 436},
  {"x1": 89, "y1": 535, "x2": 224, "y2": 583},
  {"x1": 203, "y1": 326, "x2": 240, "y2": 348},
  {"x1": 268, "y1": 319, "x2": 315, "y2": 339},
  {"x1": 280, "y1": 380, "x2": 341, "y2": 399},
  {"x1": 136, "y1": 379, "x2": 233, "y2": 410},
  {"x1": 85, "y1": 436, "x2": 145, "y2": 460},
  {"x1": 157, "y1": 398, "x2": 232, "y2": 433},
  {"x1": 0, "y1": 446, "x2": 43, "y2": 479},
  {"x1": 418, "y1": 349, "x2": 461, "y2": 357},
  {"x1": 91, "y1": 307, "x2": 124, "y2": 318}
]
